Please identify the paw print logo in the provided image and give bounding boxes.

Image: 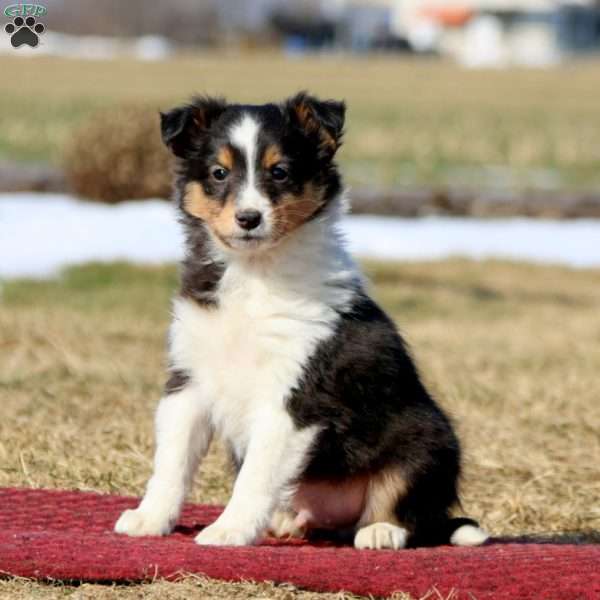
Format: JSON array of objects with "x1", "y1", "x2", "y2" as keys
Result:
[{"x1": 5, "y1": 16, "x2": 45, "y2": 48}]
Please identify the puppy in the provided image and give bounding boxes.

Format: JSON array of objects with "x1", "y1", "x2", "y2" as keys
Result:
[{"x1": 115, "y1": 92, "x2": 487, "y2": 549}]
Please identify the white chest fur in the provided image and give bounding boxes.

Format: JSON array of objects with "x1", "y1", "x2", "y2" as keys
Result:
[{"x1": 169, "y1": 210, "x2": 359, "y2": 456}]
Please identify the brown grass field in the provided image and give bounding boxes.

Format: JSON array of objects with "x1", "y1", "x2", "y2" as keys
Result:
[
  {"x1": 1, "y1": 259, "x2": 599, "y2": 599},
  {"x1": 1, "y1": 54, "x2": 600, "y2": 189}
]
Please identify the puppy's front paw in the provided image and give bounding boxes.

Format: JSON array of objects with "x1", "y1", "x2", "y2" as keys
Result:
[
  {"x1": 354, "y1": 522, "x2": 408, "y2": 550},
  {"x1": 195, "y1": 522, "x2": 256, "y2": 546},
  {"x1": 114, "y1": 508, "x2": 173, "y2": 537}
]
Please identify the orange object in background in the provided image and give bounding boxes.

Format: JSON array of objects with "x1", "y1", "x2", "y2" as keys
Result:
[{"x1": 420, "y1": 4, "x2": 473, "y2": 27}]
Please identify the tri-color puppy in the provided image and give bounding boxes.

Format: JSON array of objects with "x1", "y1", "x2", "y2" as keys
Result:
[{"x1": 115, "y1": 92, "x2": 488, "y2": 550}]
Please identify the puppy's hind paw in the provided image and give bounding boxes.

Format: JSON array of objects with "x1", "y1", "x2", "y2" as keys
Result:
[
  {"x1": 114, "y1": 508, "x2": 174, "y2": 537},
  {"x1": 354, "y1": 522, "x2": 408, "y2": 550},
  {"x1": 268, "y1": 510, "x2": 306, "y2": 539}
]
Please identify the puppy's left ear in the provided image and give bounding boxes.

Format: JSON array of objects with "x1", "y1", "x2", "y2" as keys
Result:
[
  {"x1": 284, "y1": 91, "x2": 345, "y2": 159},
  {"x1": 160, "y1": 96, "x2": 227, "y2": 158}
]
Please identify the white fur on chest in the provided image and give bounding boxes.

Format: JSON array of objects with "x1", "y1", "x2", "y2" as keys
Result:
[
  {"x1": 169, "y1": 210, "x2": 359, "y2": 456},
  {"x1": 170, "y1": 276, "x2": 335, "y2": 443}
]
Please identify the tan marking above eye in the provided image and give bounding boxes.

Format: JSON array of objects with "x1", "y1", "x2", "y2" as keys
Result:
[
  {"x1": 217, "y1": 146, "x2": 234, "y2": 170},
  {"x1": 262, "y1": 144, "x2": 283, "y2": 170}
]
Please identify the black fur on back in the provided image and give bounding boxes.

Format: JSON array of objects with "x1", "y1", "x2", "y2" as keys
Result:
[{"x1": 287, "y1": 293, "x2": 466, "y2": 545}]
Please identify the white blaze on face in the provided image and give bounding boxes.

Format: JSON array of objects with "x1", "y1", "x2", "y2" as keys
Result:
[{"x1": 229, "y1": 115, "x2": 271, "y2": 220}]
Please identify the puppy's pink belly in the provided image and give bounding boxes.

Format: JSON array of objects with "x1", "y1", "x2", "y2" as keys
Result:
[{"x1": 292, "y1": 475, "x2": 368, "y2": 530}]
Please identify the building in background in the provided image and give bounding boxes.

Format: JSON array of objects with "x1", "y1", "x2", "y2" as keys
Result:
[
  {"x1": 267, "y1": 0, "x2": 600, "y2": 64},
  {"x1": 393, "y1": 0, "x2": 600, "y2": 66},
  {"x1": 13, "y1": 0, "x2": 600, "y2": 65}
]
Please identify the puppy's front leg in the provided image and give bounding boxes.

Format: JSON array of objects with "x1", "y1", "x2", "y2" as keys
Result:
[
  {"x1": 115, "y1": 382, "x2": 212, "y2": 537},
  {"x1": 195, "y1": 411, "x2": 318, "y2": 546}
]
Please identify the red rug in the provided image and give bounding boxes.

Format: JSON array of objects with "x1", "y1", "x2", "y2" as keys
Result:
[{"x1": 0, "y1": 488, "x2": 599, "y2": 599}]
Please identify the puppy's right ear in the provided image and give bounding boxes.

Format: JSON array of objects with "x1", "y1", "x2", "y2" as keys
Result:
[{"x1": 160, "y1": 96, "x2": 226, "y2": 158}]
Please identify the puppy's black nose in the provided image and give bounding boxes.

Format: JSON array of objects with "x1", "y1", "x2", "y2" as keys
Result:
[{"x1": 235, "y1": 209, "x2": 262, "y2": 231}]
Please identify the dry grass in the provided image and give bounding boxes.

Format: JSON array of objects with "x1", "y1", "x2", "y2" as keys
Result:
[
  {"x1": 1, "y1": 259, "x2": 600, "y2": 598},
  {"x1": 1, "y1": 54, "x2": 600, "y2": 188},
  {"x1": 0, "y1": 576, "x2": 383, "y2": 600}
]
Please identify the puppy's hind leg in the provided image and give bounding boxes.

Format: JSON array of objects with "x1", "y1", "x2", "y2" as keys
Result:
[
  {"x1": 354, "y1": 466, "x2": 409, "y2": 550},
  {"x1": 115, "y1": 378, "x2": 212, "y2": 537}
]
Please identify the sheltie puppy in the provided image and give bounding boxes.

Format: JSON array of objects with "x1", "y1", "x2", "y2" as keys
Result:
[{"x1": 115, "y1": 92, "x2": 487, "y2": 550}]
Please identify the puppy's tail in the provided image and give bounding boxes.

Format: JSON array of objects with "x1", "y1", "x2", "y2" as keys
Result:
[
  {"x1": 412, "y1": 517, "x2": 489, "y2": 547},
  {"x1": 447, "y1": 517, "x2": 489, "y2": 547}
]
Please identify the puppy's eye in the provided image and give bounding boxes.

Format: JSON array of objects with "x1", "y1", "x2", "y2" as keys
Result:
[
  {"x1": 210, "y1": 166, "x2": 229, "y2": 182},
  {"x1": 271, "y1": 166, "x2": 288, "y2": 182}
]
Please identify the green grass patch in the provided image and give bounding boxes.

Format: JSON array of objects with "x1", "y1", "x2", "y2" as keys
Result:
[{"x1": 2, "y1": 55, "x2": 600, "y2": 189}]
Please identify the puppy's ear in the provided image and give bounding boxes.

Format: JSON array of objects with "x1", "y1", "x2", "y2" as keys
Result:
[
  {"x1": 284, "y1": 91, "x2": 345, "y2": 159},
  {"x1": 160, "y1": 96, "x2": 227, "y2": 158}
]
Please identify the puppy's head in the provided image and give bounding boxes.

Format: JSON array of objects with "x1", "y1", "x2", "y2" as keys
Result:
[{"x1": 161, "y1": 92, "x2": 345, "y2": 252}]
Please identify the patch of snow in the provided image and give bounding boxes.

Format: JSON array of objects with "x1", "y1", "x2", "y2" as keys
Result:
[
  {"x1": 343, "y1": 214, "x2": 600, "y2": 268},
  {"x1": 1, "y1": 193, "x2": 600, "y2": 279},
  {"x1": 0, "y1": 194, "x2": 183, "y2": 278}
]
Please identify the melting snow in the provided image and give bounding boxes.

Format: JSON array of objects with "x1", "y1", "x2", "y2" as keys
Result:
[{"x1": 1, "y1": 193, "x2": 599, "y2": 279}]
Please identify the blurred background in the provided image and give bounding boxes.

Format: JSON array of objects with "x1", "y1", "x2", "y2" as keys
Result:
[
  {"x1": 2, "y1": 0, "x2": 600, "y2": 276},
  {"x1": 1, "y1": 7, "x2": 600, "y2": 599}
]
